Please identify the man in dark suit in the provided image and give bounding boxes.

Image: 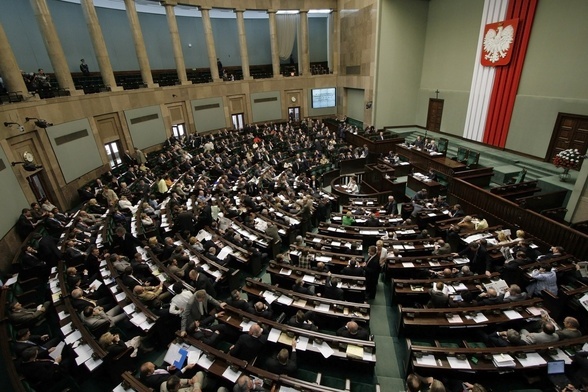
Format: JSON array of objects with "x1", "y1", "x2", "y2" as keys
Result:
[
  {"x1": 139, "y1": 361, "x2": 196, "y2": 390},
  {"x1": 19, "y1": 347, "x2": 66, "y2": 389},
  {"x1": 341, "y1": 259, "x2": 365, "y2": 277},
  {"x1": 363, "y1": 246, "x2": 381, "y2": 300},
  {"x1": 454, "y1": 242, "x2": 491, "y2": 276},
  {"x1": 336, "y1": 321, "x2": 370, "y2": 341},
  {"x1": 110, "y1": 226, "x2": 143, "y2": 259},
  {"x1": 179, "y1": 290, "x2": 225, "y2": 337},
  {"x1": 16, "y1": 208, "x2": 37, "y2": 240},
  {"x1": 174, "y1": 207, "x2": 195, "y2": 236},
  {"x1": 322, "y1": 274, "x2": 344, "y2": 301},
  {"x1": 186, "y1": 268, "x2": 217, "y2": 298},
  {"x1": 13, "y1": 328, "x2": 61, "y2": 359},
  {"x1": 265, "y1": 340, "x2": 298, "y2": 375},
  {"x1": 383, "y1": 196, "x2": 398, "y2": 215},
  {"x1": 8, "y1": 301, "x2": 51, "y2": 327},
  {"x1": 228, "y1": 323, "x2": 267, "y2": 362}
]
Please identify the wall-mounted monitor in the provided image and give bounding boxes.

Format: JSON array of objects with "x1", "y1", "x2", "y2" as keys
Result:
[{"x1": 311, "y1": 88, "x2": 336, "y2": 108}]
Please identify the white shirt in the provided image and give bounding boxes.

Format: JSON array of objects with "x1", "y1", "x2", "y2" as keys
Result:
[{"x1": 169, "y1": 290, "x2": 193, "y2": 315}]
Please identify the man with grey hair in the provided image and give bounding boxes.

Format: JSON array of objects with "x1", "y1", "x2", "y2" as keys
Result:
[{"x1": 179, "y1": 290, "x2": 226, "y2": 344}]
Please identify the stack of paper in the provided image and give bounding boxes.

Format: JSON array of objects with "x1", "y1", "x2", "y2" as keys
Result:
[
  {"x1": 492, "y1": 354, "x2": 515, "y2": 367},
  {"x1": 346, "y1": 344, "x2": 364, "y2": 359}
]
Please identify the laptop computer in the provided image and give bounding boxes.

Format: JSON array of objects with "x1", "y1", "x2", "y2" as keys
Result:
[{"x1": 547, "y1": 360, "x2": 571, "y2": 390}]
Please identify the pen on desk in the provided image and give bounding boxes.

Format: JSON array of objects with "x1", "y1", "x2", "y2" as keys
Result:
[
  {"x1": 437, "y1": 359, "x2": 442, "y2": 366},
  {"x1": 226, "y1": 316, "x2": 231, "y2": 321}
]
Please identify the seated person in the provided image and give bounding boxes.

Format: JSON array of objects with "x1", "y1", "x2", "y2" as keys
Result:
[
  {"x1": 428, "y1": 282, "x2": 449, "y2": 308},
  {"x1": 228, "y1": 323, "x2": 267, "y2": 362},
  {"x1": 133, "y1": 282, "x2": 172, "y2": 314},
  {"x1": 323, "y1": 274, "x2": 344, "y2": 301},
  {"x1": 19, "y1": 347, "x2": 67, "y2": 389},
  {"x1": 556, "y1": 317, "x2": 582, "y2": 340},
  {"x1": 475, "y1": 287, "x2": 504, "y2": 305},
  {"x1": 139, "y1": 361, "x2": 197, "y2": 390},
  {"x1": 526, "y1": 263, "x2": 558, "y2": 297},
  {"x1": 341, "y1": 211, "x2": 356, "y2": 226},
  {"x1": 336, "y1": 321, "x2": 370, "y2": 341},
  {"x1": 250, "y1": 301, "x2": 273, "y2": 320},
  {"x1": 520, "y1": 322, "x2": 559, "y2": 344},
  {"x1": 13, "y1": 328, "x2": 62, "y2": 359},
  {"x1": 265, "y1": 340, "x2": 298, "y2": 376},
  {"x1": 287, "y1": 310, "x2": 318, "y2": 331},
  {"x1": 80, "y1": 305, "x2": 127, "y2": 332},
  {"x1": 503, "y1": 284, "x2": 527, "y2": 302},
  {"x1": 8, "y1": 300, "x2": 51, "y2": 327},
  {"x1": 479, "y1": 328, "x2": 526, "y2": 347},
  {"x1": 292, "y1": 277, "x2": 315, "y2": 295}
]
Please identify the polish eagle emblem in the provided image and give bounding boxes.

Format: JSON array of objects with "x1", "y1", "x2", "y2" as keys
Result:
[{"x1": 481, "y1": 19, "x2": 518, "y2": 66}]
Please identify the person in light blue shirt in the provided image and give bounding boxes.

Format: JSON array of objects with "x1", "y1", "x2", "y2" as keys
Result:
[{"x1": 526, "y1": 263, "x2": 558, "y2": 297}]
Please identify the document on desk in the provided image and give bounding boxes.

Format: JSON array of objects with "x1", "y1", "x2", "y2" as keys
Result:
[
  {"x1": 65, "y1": 330, "x2": 82, "y2": 344},
  {"x1": 279, "y1": 268, "x2": 292, "y2": 275},
  {"x1": 393, "y1": 245, "x2": 404, "y2": 250},
  {"x1": 415, "y1": 354, "x2": 437, "y2": 366},
  {"x1": 123, "y1": 303, "x2": 136, "y2": 315},
  {"x1": 293, "y1": 298, "x2": 307, "y2": 307},
  {"x1": 314, "y1": 303, "x2": 331, "y2": 312},
  {"x1": 217, "y1": 247, "x2": 233, "y2": 260},
  {"x1": 503, "y1": 309, "x2": 523, "y2": 320},
  {"x1": 492, "y1": 354, "x2": 515, "y2": 367},
  {"x1": 453, "y1": 257, "x2": 470, "y2": 264},
  {"x1": 278, "y1": 333, "x2": 294, "y2": 345},
  {"x1": 277, "y1": 295, "x2": 294, "y2": 306},
  {"x1": 313, "y1": 341, "x2": 334, "y2": 358},
  {"x1": 187, "y1": 348, "x2": 202, "y2": 364},
  {"x1": 302, "y1": 274, "x2": 315, "y2": 283},
  {"x1": 268, "y1": 328, "x2": 281, "y2": 343},
  {"x1": 446, "y1": 314, "x2": 463, "y2": 324},
  {"x1": 516, "y1": 352, "x2": 546, "y2": 367},
  {"x1": 74, "y1": 344, "x2": 93, "y2": 365},
  {"x1": 262, "y1": 291, "x2": 278, "y2": 304},
  {"x1": 447, "y1": 356, "x2": 471, "y2": 369},
  {"x1": 197, "y1": 354, "x2": 215, "y2": 370},
  {"x1": 331, "y1": 241, "x2": 341, "y2": 247},
  {"x1": 240, "y1": 319, "x2": 257, "y2": 332},
  {"x1": 313, "y1": 237, "x2": 322, "y2": 243},
  {"x1": 451, "y1": 283, "x2": 467, "y2": 291},
  {"x1": 61, "y1": 322, "x2": 73, "y2": 336},
  {"x1": 404, "y1": 245, "x2": 415, "y2": 250},
  {"x1": 315, "y1": 256, "x2": 331, "y2": 263},
  {"x1": 130, "y1": 312, "x2": 147, "y2": 327},
  {"x1": 115, "y1": 292, "x2": 127, "y2": 302},
  {"x1": 84, "y1": 356, "x2": 102, "y2": 372},
  {"x1": 550, "y1": 348, "x2": 572, "y2": 365},
  {"x1": 472, "y1": 312, "x2": 489, "y2": 323},
  {"x1": 296, "y1": 336, "x2": 309, "y2": 351},
  {"x1": 222, "y1": 367, "x2": 242, "y2": 383},
  {"x1": 402, "y1": 262, "x2": 415, "y2": 268}
]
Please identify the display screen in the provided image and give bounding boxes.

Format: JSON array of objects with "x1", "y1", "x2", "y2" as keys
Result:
[{"x1": 311, "y1": 88, "x2": 336, "y2": 108}]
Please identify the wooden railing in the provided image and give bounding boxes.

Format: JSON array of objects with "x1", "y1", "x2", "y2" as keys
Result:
[{"x1": 448, "y1": 177, "x2": 588, "y2": 256}]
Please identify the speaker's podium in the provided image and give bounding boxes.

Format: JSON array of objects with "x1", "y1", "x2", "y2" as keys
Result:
[{"x1": 363, "y1": 163, "x2": 406, "y2": 200}]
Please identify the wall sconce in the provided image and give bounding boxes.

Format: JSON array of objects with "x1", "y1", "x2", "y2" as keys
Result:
[
  {"x1": 4, "y1": 122, "x2": 25, "y2": 133},
  {"x1": 25, "y1": 117, "x2": 53, "y2": 128}
]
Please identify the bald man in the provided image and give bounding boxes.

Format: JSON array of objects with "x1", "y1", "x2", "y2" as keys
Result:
[
  {"x1": 336, "y1": 321, "x2": 370, "y2": 341},
  {"x1": 228, "y1": 323, "x2": 267, "y2": 362}
]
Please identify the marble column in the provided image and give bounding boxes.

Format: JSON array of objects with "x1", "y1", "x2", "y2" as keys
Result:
[
  {"x1": 201, "y1": 7, "x2": 220, "y2": 82},
  {"x1": 123, "y1": 0, "x2": 156, "y2": 87},
  {"x1": 235, "y1": 9, "x2": 251, "y2": 80},
  {"x1": 0, "y1": 22, "x2": 30, "y2": 96},
  {"x1": 329, "y1": 10, "x2": 339, "y2": 75},
  {"x1": 163, "y1": 1, "x2": 190, "y2": 85},
  {"x1": 268, "y1": 10, "x2": 281, "y2": 78},
  {"x1": 299, "y1": 10, "x2": 310, "y2": 76},
  {"x1": 80, "y1": 0, "x2": 121, "y2": 91},
  {"x1": 29, "y1": 0, "x2": 81, "y2": 94}
]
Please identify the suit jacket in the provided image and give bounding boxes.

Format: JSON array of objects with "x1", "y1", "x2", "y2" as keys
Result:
[
  {"x1": 336, "y1": 326, "x2": 370, "y2": 341},
  {"x1": 20, "y1": 359, "x2": 64, "y2": 387},
  {"x1": 181, "y1": 293, "x2": 221, "y2": 332},
  {"x1": 9, "y1": 308, "x2": 45, "y2": 326},
  {"x1": 265, "y1": 351, "x2": 297, "y2": 375},
  {"x1": 229, "y1": 332, "x2": 267, "y2": 361}
]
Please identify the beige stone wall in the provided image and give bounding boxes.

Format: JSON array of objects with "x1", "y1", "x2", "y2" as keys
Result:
[{"x1": 338, "y1": 0, "x2": 377, "y2": 125}]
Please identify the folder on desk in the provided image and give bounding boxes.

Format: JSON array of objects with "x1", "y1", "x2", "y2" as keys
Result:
[{"x1": 346, "y1": 344, "x2": 364, "y2": 359}]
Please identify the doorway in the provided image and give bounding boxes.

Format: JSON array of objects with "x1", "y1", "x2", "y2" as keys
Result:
[
  {"x1": 27, "y1": 172, "x2": 49, "y2": 201},
  {"x1": 231, "y1": 113, "x2": 244, "y2": 130},
  {"x1": 426, "y1": 99, "x2": 444, "y2": 133},
  {"x1": 546, "y1": 113, "x2": 588, "y2": 162},
  {"x1": 288, "y1": 107, "x2": 301, "y2": 122}
]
